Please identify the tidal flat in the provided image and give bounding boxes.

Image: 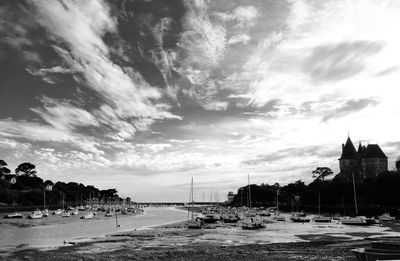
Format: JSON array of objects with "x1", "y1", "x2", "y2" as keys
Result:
[{"x1": 3, "y1": 216, "x2": 400, "y2": 261}]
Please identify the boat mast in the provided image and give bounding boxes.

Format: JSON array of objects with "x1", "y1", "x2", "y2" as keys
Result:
[
  {"x1": 276, "y1": 190, "x2": 279, "y2": 213},
  {"x1": 318, "y1": 192, "x2": 321, "y2": 216},
  {"x1": 115, "y1": 210, "x2": 120, "y2": 228},
  {"x1": 43, "y1": 186, "x2": 46, "y2": 210},
  {"x1": 191, "y1": 177, "x2": 194, "y2": 220},
  {"x1": 187, "y1": 177, "x2": 193, "y2": 220},
  {"x1": 248, "y1": 174, "x2": 252, "y2": 209},
  {"x1": 352, "y1": 171, "x2": 358, "y2": 215}
]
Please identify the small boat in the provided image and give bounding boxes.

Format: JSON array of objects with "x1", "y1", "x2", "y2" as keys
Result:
[
  {"x1": 371, "y1": 241, "x2": 400, "y2": 250},
  {"x1": 80, "y1": 211, "x2": 94, "y2": 219},
  {"x1": 351, "y1": 241, "x2": 400, "y2": 261},
  {"x1": 222, "y1": 213, "x2": 239, "y2": 223},
  {"x1": 258, "y1": 210, "x2": 271, "y2": 217},
  {"x1": 378, "y1": 213, "x2": 396, "y2": 222},
  {"x1": 52, "y1": 209, "x2": 63, "y2": 215},
  {"x1": 27, "y1": 210, "x2": 43, "y2": 219},
  {"x1": 61, "y1": 210, "x2": 70, "y2": 217},
  {"x1": 274, "y1": 215, "x2": 286, "y2": 222},
  {"x1": 202, "y1": 213, "x2": 221, "y2": 223},
  {"x1": 351, "y1": 247, "x2": 400, "y2": 261},
  {"x1": 241, "y1": 217, "x2": 266, "y2": 230},
  {"x1": 291, "y1": 213, "x2": 311, "y2": 223},
  {"x1": 70, "y1": 209, "x2": 79, "y2": 215},
  {"x1": 78, "y1": 205, "x2": 85, "y2": 211},
  {"x1": 186, "y1": 219, "x2": 203, "y2": 229},
  {"x1": 105, "y1": 210, "x2": 113, "y2": 217},
  {"x1": 341, "y1": 216, "x2": 370, "y2": 226},
  {"x1": 313, "y1": 216, "x2": 331, "y2": 223},
  {"x1": 3, "y1": 212, "x2": 23, "y2": 219},
  {"x1": 42, "y1": 209, "x2": 49, "y2": 217}
]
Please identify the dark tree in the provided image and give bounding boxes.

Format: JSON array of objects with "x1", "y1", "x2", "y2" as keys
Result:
[
  {"x1": 312, "y1": 167, "x2": 333, "y2": 181},
  {"x1": 0, "y1": 160, "x2": 11, "y2": 177},
  {"x1": 15, "y1": 162, "x2": 37, "y2": 177}
]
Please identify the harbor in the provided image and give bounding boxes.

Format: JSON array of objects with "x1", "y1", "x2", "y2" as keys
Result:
[{"x1": 2, "y1": 205, "x2": 400, "y2": 260}]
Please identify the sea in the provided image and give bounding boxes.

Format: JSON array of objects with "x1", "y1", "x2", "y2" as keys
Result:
[{"x1": 0, "y1": 207, "x2": 187, "y2": 249}]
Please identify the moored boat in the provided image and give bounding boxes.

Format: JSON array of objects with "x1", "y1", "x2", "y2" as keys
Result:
[
  {"x1": 42, "y1": 209, "x2": 49, "y2": 217},
  {"x1": 351, "y1": 240, "x2": 400, "y2": 261},
  {"x1": 274, "y1": 215, "x2": 286, "y2": 222},
  {"x1": 70, "y1": 209, "x2": 79, "y2": 215},
  {"x1": 80, "y1": 211, "x2": 94, "y2": 219},
  {"x1": 341, "y1": 216, "x2": 370, "y2": 226},
  {"x1": 52, "y1": 209, "x2": 63, "y2": 215},
  {"x1": 290, "y1": 213, "x2": 311, "y2": 223},
  {"x1": 61, "y1": 210, "x2": 70, "y2": 217},
  {"x1": 351, "y1": 248, "x2": 400, "y2": 261},
  {"x1": 241, "y1": 217, "x2": 266, "y2": 230},
  {"x1": 202, "y1": 213, "x2": 221, "y2": 223},
  {"x1": 27, "y1": 210, "x2": 43, "y2": 219},
  {"x1": 105, "y1": 210, "x2": 113, "y2": 217},
  {"x1": 187, "y1": 219, "x2": 203, "y2": 229},
  {"x1": 371, "y1": 241, "x2": 400, "y2": 250},
  {"x1": 3, "y1": 212, "x2": 23, "y2": 219},
  {"x1": 313, "y1": 216, "x2": 331, "y2": 223},
  {"x1": 378, "y1": 213, "x2": 396, "y2": 221},
  {"x1": 222, "y1": 213, "x2": 239, "y2": 223}
]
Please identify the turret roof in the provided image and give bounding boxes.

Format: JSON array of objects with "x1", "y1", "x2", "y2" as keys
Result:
[
  {"x1": 339, "y1": 136, "x2": 357, "y2": 159},
  {"x1": 364, "y1": 144, "x2": 387, "y2": 159}
]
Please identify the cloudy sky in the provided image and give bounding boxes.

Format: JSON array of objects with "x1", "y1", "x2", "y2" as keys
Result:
[{"x1": 1, "y1": 0, "x2": 400, "y2": 201}]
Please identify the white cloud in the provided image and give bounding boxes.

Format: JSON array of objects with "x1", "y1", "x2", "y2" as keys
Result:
[
  {"x1": 0, "y1": 119, "x2": 103, "y2": 155},
  {"x1": 180, "y1": 0, "x2": 227, "y2": 77},
  {"x1": 31, "y1": 97, "x2": 99, "y2": 131},
  {"x1": 31, "y1": 0, "x2": 180, "y2": 139},
  {"x1": 215, "y1": 5, "x2": 260, "y2": 28},
  {"x1": 227, "y1": 34, "x2": 251, "y2": 45}
]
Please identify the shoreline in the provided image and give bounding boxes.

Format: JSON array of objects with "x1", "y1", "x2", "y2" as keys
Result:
[{"x1": 3, "y1": 209, "x2": 400, "y2": 260}]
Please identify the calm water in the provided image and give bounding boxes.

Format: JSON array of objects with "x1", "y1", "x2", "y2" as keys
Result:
[{"x1": 0, "y1": 207, "x2": 187, "y2": 249}]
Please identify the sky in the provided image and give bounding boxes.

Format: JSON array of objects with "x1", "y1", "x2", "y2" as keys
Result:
[{"x1": 1, "y1": 0, "x2": 400, "y2": 202}]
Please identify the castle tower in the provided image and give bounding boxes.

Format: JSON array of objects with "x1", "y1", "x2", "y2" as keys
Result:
[
  {"x1": 338, "y1": 136, "x2": 358, "y2": 182},
  {"x1": 337, "y1": 135, "x2": 388, "y2": 182}
]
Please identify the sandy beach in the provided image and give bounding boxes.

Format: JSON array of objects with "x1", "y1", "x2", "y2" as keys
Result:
[{"x1": 2, "y1": 212, "x2": 400, "y2": 260}]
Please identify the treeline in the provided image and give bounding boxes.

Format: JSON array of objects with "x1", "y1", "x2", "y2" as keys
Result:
[
  {"x1": 0, "y1": 160, "x2": 122, "y2": 207},
  {"x1": 231, "y1": 171, "x2": 400, "y2": 216}
]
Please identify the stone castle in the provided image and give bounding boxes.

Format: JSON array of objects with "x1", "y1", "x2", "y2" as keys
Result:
[{"x1": 337, "y1": 136, "x2": 388, "y2": 182}]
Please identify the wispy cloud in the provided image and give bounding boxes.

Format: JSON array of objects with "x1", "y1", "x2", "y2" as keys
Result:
[
  {"x1": 323, "y1": 97, "x2": 380, "y2": 122},
  {"x1": 30, "y1": 0, "x2": 180, "y2": 139},
  {"x1": 303, "y1": 41, "x2": 384, "y2": 82}
]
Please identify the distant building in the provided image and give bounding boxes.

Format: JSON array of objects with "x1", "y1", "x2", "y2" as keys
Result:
[
  {"x1": 337, "y1": 136, "x2": 388, "y2": 182},
  {"x1": 227, "y1": 191, "x2": 235, "y2": 203}
]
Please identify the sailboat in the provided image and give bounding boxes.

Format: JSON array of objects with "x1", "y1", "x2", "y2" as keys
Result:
[
  {"x1": 273, "y1": 187, "x2": 285, "y2": 221},
  {"x1": 80, "y1": 211, "x2": 94, "y2": 219},
  {"x1": 241, "y1": 174, "x2": 265, "y2": 230},
  {"x1": 186, "y1": 177, "x2": 203, "y2": 229},
  {"x1": 27, "y1": 209, "x2": 43, "y2": 219},
  {"x1": 340, "y1": 171, "x2": 374, "y2": 226},
  {"x1": 61, "y1": 193, "x2": 70, "y2": 217},
  {"x1": 313, "y1": 192, "x2": 331, "y2": 223}
]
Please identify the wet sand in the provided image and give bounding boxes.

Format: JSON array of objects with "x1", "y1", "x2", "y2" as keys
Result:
[{"x1": 3, "y1": 218, "x2": 400, "y2": 260}]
